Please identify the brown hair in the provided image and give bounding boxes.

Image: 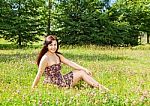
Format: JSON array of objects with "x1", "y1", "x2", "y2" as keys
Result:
[{"x1": 37, "y1": 35, "x2": 60, "y2": 66}]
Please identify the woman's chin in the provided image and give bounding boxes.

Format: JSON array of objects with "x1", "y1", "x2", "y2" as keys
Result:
[
  {"x1": 51, "y1": 51, "x2": 56, "y2": 53},
  {"x1": 48, "y1": 50, "x2": 56, "y2": 53}
]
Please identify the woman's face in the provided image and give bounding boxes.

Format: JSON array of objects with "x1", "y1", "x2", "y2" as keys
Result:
[{"x1": 48, "y1": 40, "x2": 57, "y2": 53}]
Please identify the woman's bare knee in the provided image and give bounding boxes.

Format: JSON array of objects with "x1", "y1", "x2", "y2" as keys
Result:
[
  {"x1": 73, "y1": 70, "x2": 86, "y2": 76},
  {"x1": 79, "y1": 70, "x2": 88, "y2": 77},
  {"x1": 72, "y1": 70, "x2": 82, "y2": 86}
]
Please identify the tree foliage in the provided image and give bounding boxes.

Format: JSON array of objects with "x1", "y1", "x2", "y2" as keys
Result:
[
  {"x1": 52, "y1": 0, "x2": 150, "y2": 46},
  {"x1": 0, "y1": 0, "x2": 45, "y2": 46},
  {"x1": 54, "y1": 0, "x2": 107, "y2": 45},
  {"x1": 107, "y1": 0, "x2": 150, "y2": 45},
  {"x1": 0, "y1": 0, "x2": 150, "y2": 46}
]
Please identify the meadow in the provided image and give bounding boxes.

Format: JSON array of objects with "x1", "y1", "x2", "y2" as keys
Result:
[{"x1": 0, "y1": 43, "x2": 150, "y2": 106}]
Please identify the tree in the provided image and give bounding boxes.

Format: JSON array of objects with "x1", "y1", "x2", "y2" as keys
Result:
[
  {"x1": 53, "y1": 0, "x2": 108, "y2": 45},
  {"x1": 109, "y1": 0, "x2": 150, "y2": 45},
  {"x1": 0, "y1": 0, "x2": 45, "y2": 46}
]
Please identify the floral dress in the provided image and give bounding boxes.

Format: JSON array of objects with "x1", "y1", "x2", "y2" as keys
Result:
[{"x1": 43, "y1": 56, "x2": 73, "y2": 87}]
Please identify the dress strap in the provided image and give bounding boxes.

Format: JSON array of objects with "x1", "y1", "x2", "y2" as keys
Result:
[{"x1": 56, "y1": 53, "x2": 61, "y2": 63}]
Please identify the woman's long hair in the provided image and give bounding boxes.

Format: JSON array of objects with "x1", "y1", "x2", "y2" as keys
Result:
[{"x1": 37, "y1": 35, "x2": 60, "y2": 67}]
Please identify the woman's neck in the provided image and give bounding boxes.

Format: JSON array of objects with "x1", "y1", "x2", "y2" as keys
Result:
[{"x1": 47, "y1": 51, "x2": 55, "y2": 56}]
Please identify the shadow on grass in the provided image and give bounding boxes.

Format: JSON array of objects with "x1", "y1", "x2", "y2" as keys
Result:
[
  {"x1": 0, "y1": 44, "x2": 135, "y2": 63},
  {"x1": 0, "y1": 44, "x2": 18, "y2": 50},
  {"x1": 0, "y1": 53, "x2": 37, "y2": 63},
  {"x1": 0, "y1": 44, "x2": 40, "y2": 50},
  {"x1": 0, "y1": 51, "x2": 135, "y2": 63},
  {"x1": 63, "y1": 53, "x2": 135, "y2": 62}
]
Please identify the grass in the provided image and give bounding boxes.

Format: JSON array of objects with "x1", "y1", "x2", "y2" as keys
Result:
[{"x1": 0, "y1": 43, "x2": 150, "y2": 105}]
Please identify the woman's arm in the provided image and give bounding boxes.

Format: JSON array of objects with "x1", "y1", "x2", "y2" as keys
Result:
[
  {"x1": 32, "y1": 56, "x2": 47, "y2": 89},
  {"x1": 58, "y1": 54, "x2": 92, "y2": 75}
]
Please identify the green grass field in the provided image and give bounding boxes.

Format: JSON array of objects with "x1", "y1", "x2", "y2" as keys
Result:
[{"x1": 0, "y1": 40, "x2": 150, "y2": 105}]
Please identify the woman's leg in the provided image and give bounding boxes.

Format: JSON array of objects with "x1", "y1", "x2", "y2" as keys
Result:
[{"x1": 71, "y1": 70, "x2": 109, "y2": 91}]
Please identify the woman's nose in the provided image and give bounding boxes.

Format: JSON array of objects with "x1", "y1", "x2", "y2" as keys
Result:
[{"x1": 52, "y1": 46, "x2": 56, "y2": 48}]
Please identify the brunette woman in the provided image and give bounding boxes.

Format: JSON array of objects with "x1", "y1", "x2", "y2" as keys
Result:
[{"x1": 32, "y1": 35, "x2": 109, "y2": 92}]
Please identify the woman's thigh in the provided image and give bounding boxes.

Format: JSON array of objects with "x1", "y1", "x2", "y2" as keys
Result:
[{"x1": 71, "y1": 70, "x2": 85, "y2": 86}]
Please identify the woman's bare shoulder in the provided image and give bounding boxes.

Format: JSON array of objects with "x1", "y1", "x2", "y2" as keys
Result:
[
  {"x1": 41, "y1": 54, "x2": 49, "y2": 62},
  {"x1": 56, "y1": 53, "x2": 64, "y2": 58}
]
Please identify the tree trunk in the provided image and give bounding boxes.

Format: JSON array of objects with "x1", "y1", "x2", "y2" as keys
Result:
[
  {"x1": 147, "y1": 34, "x2": 149, "y2": 44},
  {"x1": 47, "y1": 0, "x2": 51, "y2": 35},
  {"x1": 18, "y1": 34, "x2": 21, "y2": 46},
  {"x1": 18, "y1": 0, "x2": 21, "y2": 46}
]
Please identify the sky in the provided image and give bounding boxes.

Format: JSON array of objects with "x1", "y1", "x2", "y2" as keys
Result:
[{"x1": 110, "y1": 0, "x2": 117, "y2": 5}]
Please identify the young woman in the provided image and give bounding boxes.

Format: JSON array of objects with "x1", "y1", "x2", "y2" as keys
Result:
[{"x1": 32, "y1": 35, "x2": 109, "y2": 92}]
